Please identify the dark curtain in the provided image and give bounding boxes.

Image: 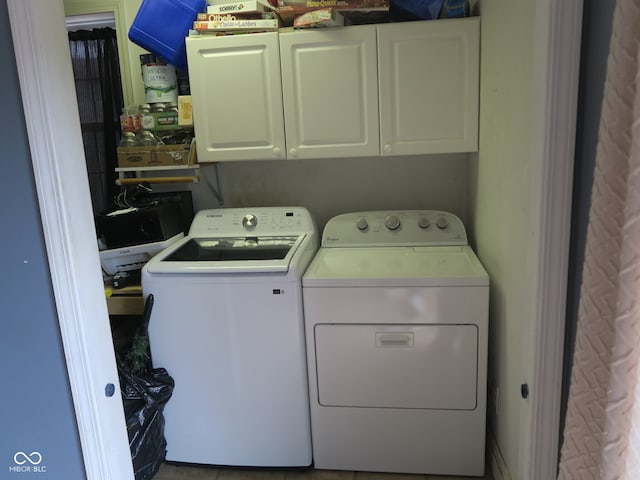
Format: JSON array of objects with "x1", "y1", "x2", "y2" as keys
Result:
[{"x1": 68, "y1": 27, "x2": 124, "y2": 215}]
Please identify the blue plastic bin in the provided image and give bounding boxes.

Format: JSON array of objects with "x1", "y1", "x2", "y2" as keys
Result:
[{"x1": 129, "y1": 0, "x2": 207, "y2": 70}]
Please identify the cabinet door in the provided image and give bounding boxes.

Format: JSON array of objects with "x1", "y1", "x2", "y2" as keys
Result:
[
  {"x1": 378, "y1": 18, "x2": 480, "y2": 156},
  {"x1": 280, "y1": 26, "x2": 380, "y2": 159},
  {"x1": 186, "y1": 32, "x2": 286, "y2": 162}
]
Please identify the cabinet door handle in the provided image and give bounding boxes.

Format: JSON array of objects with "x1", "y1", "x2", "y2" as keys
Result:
[
  {"x1": 383, "y1": 143, "x2": 393, "y2": 154},
  {"x1": 288, "y1": 147, "x2": 298, "y2": 157}
]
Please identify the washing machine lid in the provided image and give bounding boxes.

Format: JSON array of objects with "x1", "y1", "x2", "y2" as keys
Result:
[
  {"x1": 302, "y1": 245, "x2": 489, "y2": 287},
  {"x1": 145, "y1": 233, "x2": 307, "y2": 274}
]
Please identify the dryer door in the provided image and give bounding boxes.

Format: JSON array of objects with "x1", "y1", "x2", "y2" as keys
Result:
[{"x1": 314, "y1": 323, "x2": 478, "y2": 410}]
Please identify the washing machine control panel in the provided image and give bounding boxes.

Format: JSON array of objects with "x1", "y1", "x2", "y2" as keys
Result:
[
  {"x1": 189, "y1": 207, "x2": 316, "y2": 236},
  {"x1": 322, "y1": 210, "x2": 467, "y2": 247}
]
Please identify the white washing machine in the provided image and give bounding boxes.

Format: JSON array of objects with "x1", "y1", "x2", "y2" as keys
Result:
[
  {"x1": 142, "y1": 207, "x2": 318, "y2": 467},
  {"x1": 302, "y1": 210, "x2": 489, "y2": 477}
]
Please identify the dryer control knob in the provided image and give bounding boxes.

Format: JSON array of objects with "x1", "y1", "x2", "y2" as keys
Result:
[
  {"x1": 385, "y1": 215, "x2": 401, "y2": 231},
  {"x1": 242, "y1": 214, "x2": 258, "y2": 229},
  {"x1": 418, "y1": 217, "x2": 431, "y2": 229},
  {"x1": 356, "y1": 218, "x2": 369, "y2": 231},
  {"x1": 436, "y1": 217, "x2": 449, "y2": 230}
]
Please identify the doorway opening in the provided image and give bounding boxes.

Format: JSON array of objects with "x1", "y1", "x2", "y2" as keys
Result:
[{"x1": 66, "y1": 12, "x2": 124, "y2": 215}]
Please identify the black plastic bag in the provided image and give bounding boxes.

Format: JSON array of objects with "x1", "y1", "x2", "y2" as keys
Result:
[
  {"x1": 118, "y1": 357, "x2": 174, "y2": 480},
  {"x1": 117, "y1": 294, "x2": 174, "y2": 480}
]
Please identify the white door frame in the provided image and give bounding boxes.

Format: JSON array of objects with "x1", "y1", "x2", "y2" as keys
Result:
[
  {"x1": 6, "y1": 1, "x2": 134, "y2": 478},
  {"x1": 520, "y1": 1, "x2": 583, "y2": 479},
  {"x1": 7, "y1": 0, "x2": 582, "y2": 478}
]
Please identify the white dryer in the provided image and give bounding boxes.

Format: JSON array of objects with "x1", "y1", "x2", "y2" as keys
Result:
[
  {"x1": 142, "y1": 207, "x2": 318, "y2": 467},
  {"x1": 302, "y1": 210, "x2": 489, "y2": 477}
]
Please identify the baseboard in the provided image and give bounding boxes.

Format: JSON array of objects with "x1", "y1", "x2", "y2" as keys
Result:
[{"x1": 488, "y1": 430, "x2": 512, "y2": 480}]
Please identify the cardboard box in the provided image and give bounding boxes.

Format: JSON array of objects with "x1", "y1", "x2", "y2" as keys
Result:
[
  {"x1": 178, "y1": 96, "x2": 193, "y2": 127},
  {"x1": 117, "y1": 144, "x2": 194, "y2": 168},
  {"x1": 294, "y1": 7, "x2": 345, "y2": 27},
  {"x1": 141, "y1": 111, "x2": 180, "y2": 131},
  {"x1": 281, "y1": 0, "x2": 388, "y2": 9},
  {"x1": 193, "y1": 18, "x2": 280, "y2": 31},
  {"x1": 206, "y1": 0, "x2": 274, "y2": 14}
]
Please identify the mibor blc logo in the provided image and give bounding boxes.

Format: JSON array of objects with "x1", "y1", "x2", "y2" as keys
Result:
[{"x1": 9, "y1": 451, "x2": 46, "y2": 474}]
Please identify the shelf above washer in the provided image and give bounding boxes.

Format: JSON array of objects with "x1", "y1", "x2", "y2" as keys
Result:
[
  {"x1": 115, "y1": 164, "x2": 201, "y2": 185},
  {"x1": 115, "y1": 162, "x2": 224, "y2": 205}
]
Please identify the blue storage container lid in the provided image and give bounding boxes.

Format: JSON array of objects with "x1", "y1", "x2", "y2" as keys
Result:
[{"x1": 129, "y1": 0, "x2": 207, "y2": 70}]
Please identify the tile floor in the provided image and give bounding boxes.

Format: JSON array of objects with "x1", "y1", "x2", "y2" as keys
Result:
[{"x1": 154, "y1": 464, "x2": 493, "y2": 480}]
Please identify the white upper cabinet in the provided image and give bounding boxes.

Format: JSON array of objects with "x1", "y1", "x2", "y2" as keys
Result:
[
  {"x1": 186, "y1": 32, "x2": 286, "y2": 163},
  {"x1": 279, "y1": 25, "x2": 380, "y2": 159},
  {"x1": 185, "y1": 17, "x2": 480, "y2": 162},
  {"x1": 378, "y1": 18, "x2": 480, "y2": 155}
]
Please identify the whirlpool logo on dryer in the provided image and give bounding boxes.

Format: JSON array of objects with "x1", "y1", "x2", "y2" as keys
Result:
[{"x1": 9, "y1": 451, "x2": 47, "y2": 474}]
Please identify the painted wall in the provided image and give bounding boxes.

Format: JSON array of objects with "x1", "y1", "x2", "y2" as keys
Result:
[
  {"x1": 469, "y1": 0, "x2": 535, "y2": 475},
  {"x1": 0, "y1": 1, "x2": 87, "y2": 478},
  {"x1": 195, "y1": 154, "x2": 469, "y2": 230}
]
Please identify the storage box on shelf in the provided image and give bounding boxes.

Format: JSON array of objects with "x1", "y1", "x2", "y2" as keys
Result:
[
  {"x1": 116, "y1": 139, "x2": 200, "y2": 185},
  {"x1": 117, "y1": 143, "x2": 195, "y2": 168},
  {"x1": 119, "y1": 103, "x2": 194, "y2": 168},
  {"x1": 278, "y1": 0, "x2": 390, "y2": 27},
  {"x1": 293, "y1": 8, "x2": 346, "y2": 28}
]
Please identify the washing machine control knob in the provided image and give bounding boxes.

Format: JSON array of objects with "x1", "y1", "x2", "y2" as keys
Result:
[
  {"x1": 385, "y1": 215, "x2": 401, "y2": 231},
  {"x1": 418, "y1": 217, "x2": 431, "y2": 229},
  {"x1": 242, "y1": 214, "x2": 258, "y2": 229},
  {"x1": 436, "y1": 217, "x2": 449, "y2": 230},
  {"x1": 356, "y1": 218, "x2": 369, "y2": 231}
]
